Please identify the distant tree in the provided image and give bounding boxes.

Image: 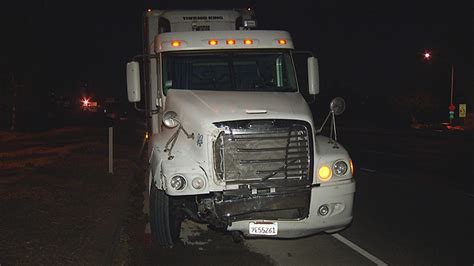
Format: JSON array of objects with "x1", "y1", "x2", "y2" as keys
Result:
[{"x1": 390, "y1": 89, "x2": 442, "y2": 125}]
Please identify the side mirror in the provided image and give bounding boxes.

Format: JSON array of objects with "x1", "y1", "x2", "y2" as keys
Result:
[
  {"x1": 307, "y1": 57, "x2": 320, "y2": 95},
  {"x1": 330, "y1": 97, "x2": 346, "y2": 115},
  {"x1": 126, "y1": 61, "x2": 141, "y2": 102}
]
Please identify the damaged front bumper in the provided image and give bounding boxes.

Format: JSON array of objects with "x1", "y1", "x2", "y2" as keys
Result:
[{"x1": 227, "y1": 179, "x2": 355, "y2": 238}]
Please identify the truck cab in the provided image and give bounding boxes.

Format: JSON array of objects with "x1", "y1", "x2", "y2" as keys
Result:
[{"x1": 126, "y1": 9, "x2": 355, "y2": 248}]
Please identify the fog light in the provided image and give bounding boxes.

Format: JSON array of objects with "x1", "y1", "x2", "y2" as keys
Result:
[
  {"x1": 318, "y1": 204, "x2": 330, "y2": 216},
  {"x1": 170, "y1": 175, "x2": 186, "y2": 190},
  {"x1": 191, "y1": 177, "x2": 205, "y2": 190}
]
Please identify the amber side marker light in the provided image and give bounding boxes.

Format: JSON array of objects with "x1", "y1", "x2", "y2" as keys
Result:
[
  {"x1": 244, "y1": 39, "x2": 253, "y2": 45},
  {"x1": 226, "y1": 39, "x2": 236, "y2": 45},
  {"x1": 171, "y1": 41, "x2": 181, "y2": 47},
  {"x1": 278, "y1": 39, "x2": 287, "y2": 45},
  {"x1": 350, "y1": 160, "x2": 354, "y2": 175},
  {"x1": 208, "y1": 39, "x2": 218, "y2": 46}
]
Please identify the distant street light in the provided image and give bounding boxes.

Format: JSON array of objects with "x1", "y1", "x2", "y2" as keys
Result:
[
  {"x1": 82, "y1": 98, "x2": 90, "y2": 107},
  {"x1": 423, "y1": 51, "x2": 455, "y2": 124}
]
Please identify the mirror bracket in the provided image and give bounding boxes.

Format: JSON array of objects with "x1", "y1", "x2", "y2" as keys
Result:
[{"x1": 317, "y1": 97, "x2": 346, "y2": 148}]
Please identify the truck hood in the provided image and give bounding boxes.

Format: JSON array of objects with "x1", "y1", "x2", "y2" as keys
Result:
[{"x1": 165, "y1": 89, "x2": 314, "y2": 131}]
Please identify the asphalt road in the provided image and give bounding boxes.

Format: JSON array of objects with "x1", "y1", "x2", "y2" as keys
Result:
[{"x1": 138, "y1": 127, "x2": 474, "y2": 266}]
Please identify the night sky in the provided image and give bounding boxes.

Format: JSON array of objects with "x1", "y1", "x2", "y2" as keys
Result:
[{"x1": 1, "y1": 0, "x2": 472, "y2": 110}]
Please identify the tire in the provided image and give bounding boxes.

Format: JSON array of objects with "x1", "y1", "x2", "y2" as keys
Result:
[{"x1": 149, "y1": 183, "x2": 182, "y2": 248}]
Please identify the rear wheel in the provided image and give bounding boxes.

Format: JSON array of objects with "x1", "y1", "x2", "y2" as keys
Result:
[{"x1": 149, "y1": 183, "x2": 182, "y2": 248}]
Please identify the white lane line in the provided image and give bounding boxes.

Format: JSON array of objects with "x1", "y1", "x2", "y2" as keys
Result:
[
  {"x1": 360, "y1": 167, "x2": 376, "y2": 173},
  {"x1": 464, "y1": 192, "x2": 474, "y2": 198},
  {"x1": 364, "y1": 150, "x2": 408, "y2": 159},
  {"x1": 332, "y1": 233, "x2": 388, "y2": 266}
]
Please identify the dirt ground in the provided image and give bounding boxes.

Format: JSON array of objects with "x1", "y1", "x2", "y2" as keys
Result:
[{"x1": 0, "y1": 123, "x2": 144, "y2": 265}]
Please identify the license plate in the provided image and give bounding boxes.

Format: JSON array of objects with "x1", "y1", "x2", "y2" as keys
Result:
[{"x1": 249, "y1": 222, "x2": 278, "y2": 236}]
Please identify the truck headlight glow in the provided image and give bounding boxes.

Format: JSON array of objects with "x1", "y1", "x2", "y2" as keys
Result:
[
  {"x1": 163, "y1": 111, "x2": 179, "y2": 128},
  {"x1": 333, "y1": 161, "x2": 348, "y2": 176},
  {"x1": 170, "y1": 175, "x2": 186, "y2": 190},
  {"x1": 318, "y1": 165, "x2": 332, "y2": 182}
]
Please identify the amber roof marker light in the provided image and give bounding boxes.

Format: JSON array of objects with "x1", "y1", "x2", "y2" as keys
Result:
[
  {"x1": 226, "y1": 39, "x2": 236, "y2": 45},
  {"x1": 208, "y1": 39, "x2": 218, "y2": 46},
  {"x1": 278, "y1": 39, "x2": 287, "y2": 45},
  {"x1": 244, "y1": 39, "x2": 253, "y2": 45},
  {"x1": 171, "y1": 41, "x2": 181, "y2": 47}
]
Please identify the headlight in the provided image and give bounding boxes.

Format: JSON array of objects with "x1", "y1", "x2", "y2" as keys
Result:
[
  {"x1": 333, "y1": 161, "x2": 348, "y2": 176},
  {"x1": 163, "y1": 111, "x2": 179, "y2": 128},
  {"x1": 318, "y1": 165, "x2": 332, "y2": 182},
  {"x1": 170, "y1": 175, "x2": 186, "y2": 190}
]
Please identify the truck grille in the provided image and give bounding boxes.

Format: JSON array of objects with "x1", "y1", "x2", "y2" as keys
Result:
[{"x1": 213, "y1": 120, "x2": 313, "y2": 185}]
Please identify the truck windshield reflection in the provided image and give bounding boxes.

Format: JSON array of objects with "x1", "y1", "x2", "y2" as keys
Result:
[{"x1": 162, "y1": 51, "x2": 297, "y2": 93}]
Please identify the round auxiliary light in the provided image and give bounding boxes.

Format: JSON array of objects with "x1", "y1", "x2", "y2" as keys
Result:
[
  {"x1": 163, "y1": 111, "x2": 179, "y2": 128},
  {"x1": 318, "y1": 165, "x2": 332, "y2": 182},
  {"x1": 191, "y1": 177, "x2": 205, "y2": 190},
  {"x1": 333, "y1": 161, "x2": 348, "y2": 176},
  {"x1": 318, "y1": 204, "x2": 330, "y2": 216},
  {"x1": 170, "y1": 175, "x2": 186, "y2": 190}
]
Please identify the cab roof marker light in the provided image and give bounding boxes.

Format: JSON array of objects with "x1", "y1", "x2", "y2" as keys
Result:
[
  {"x1": 244, "y1": 39, "x2": 253, "y2": 45},
  {"x1": 278, "y1": 39, "x2": 287, "y2": 45},
  {"x1": 208, "y1": 39, "x2": 218, "y2": 46},
  {"x1": 226, "y1": 39, "x2": 236, "y2": 45}
]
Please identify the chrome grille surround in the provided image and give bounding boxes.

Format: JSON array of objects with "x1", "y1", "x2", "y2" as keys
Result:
[{"x1": 213, "y1": 120, "x2": 313, "y2": 186}]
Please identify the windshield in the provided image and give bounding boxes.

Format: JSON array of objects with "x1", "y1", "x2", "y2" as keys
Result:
[{"x1": 162, "y1": 50, "x2": 297, "y2": 94}]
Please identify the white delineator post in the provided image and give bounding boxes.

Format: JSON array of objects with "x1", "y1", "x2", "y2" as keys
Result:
[{"x1": 108, "y1": 127, "x2": 113, "y2": 174}]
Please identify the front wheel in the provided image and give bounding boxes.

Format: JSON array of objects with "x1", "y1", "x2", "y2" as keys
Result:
[{"x1": 149, "y1": 183, "x2": 181, "y2": 248}]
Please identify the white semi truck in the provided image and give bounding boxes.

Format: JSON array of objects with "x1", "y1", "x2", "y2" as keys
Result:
[{"x1": 126, "y1": 9, "x2": 355, "y2": 248}]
